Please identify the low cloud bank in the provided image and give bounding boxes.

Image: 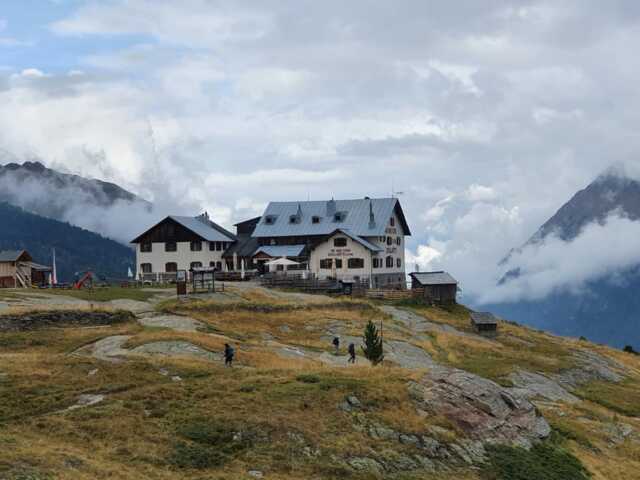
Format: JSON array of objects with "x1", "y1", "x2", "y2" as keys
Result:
[
  {"x1": 406, "y1": 176, "x2": 640, "y2": 306},
  {"x1": 0, "y1": 167, "x2": 171, "y2": 244},
  {"x1": 478, "y1": 213, "x2": 640, "y2": 304}
]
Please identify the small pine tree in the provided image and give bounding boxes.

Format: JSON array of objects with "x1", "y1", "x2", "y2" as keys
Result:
[
  {"x1": 623, "y1": 345, "x2": 638, "y2": 355},
  {"x1": 361, "y1": 320, "x2": 384, "y2": 365}
]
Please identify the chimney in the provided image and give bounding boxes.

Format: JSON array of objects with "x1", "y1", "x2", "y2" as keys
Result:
[
  {"x1": 326, "y1": 198, "x2": 336, "y2": 216},
  {"x1": 368, "y1": 200, "x2": 376, "y2": 228}
]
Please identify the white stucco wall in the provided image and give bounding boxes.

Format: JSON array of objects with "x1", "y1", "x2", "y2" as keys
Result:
[
  {"x1": 308, "y1": 211, "x2": 407, "y2": 282},
  {"x1": 368, "y1": 209, "x2": 407, "y2": 274},
  {"x1": 135, "y1": 241, "x2": 228, "y2": 276},
  {"x1": 309, "y1": 233, "x2": 373, "y2": 280}
]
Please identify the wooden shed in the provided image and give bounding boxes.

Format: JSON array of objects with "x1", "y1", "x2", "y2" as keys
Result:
[
  {"x1": 0, "y1": 250, "x2": 33, "y2": 288},
  {"x1": 470, "y1": 312, "x2": 498, "y2": 337},
  {"x1": 0, "y1": 250, "x2": 52, "y2": 288},
  {"x1": 409, "y1": 271, "x2": 458, "y2": 304}
]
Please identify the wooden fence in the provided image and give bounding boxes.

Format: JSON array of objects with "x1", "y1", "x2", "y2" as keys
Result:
[
  {"x1": 259, "y1": 274, "x2": 369, "y2": 293},
  {"x1": 362, "y1": 287, "x2": 425, "y2": 301}
]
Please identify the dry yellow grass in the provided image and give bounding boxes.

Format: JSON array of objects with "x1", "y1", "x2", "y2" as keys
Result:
[{"x1": 3, "y1": 293, "x2": 640, "y2": 479}]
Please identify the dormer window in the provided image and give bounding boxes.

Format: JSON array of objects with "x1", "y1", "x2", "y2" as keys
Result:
[
  {"x1": 334, "y1": 237, "x2": 347, "y2": 247},
  {"x1": 264, "y1": 215, "x2": 277, "y2": 225},
  {"x1": 289, "y1": 215, "x2": 300, "y2": 224},
  {"x1": 334, "y1": 211, "x2": 347, "y2": 222},
  {"x1": 312, "y1": 216, "x2": 321, "y2": 224}
]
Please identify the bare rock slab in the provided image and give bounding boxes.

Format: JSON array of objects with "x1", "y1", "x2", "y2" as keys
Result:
[
  {"x1": 509, "y1": 370, "x2": 579, "y2": 403},
  {"x1": 409, "y1": 365, "x2": 550, "y2": 448},
  {"x1": 68, "y1": 394, "x2": 105, "y2": 411},
  {"x1": 130, "y1": 341, "x2": 217, "y2": 361},
  {"x1": 137, "y1": 314, "x2": 203, "y2": 332}
]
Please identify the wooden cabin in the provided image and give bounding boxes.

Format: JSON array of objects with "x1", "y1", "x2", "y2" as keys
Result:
[
  {"x1": 0, "y1": 250, "x2": 51, "y2": 288},
  {"x1": 409, "y1": 271, "x2": 458, "y2": 304},
  {"x1": 470, "y1": 312, "x2": 498, "y2": 337}
]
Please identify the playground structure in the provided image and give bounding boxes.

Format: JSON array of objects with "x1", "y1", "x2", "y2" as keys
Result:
[{"x1": 73, "y1": 271, "x2": 94, "y2": 289}]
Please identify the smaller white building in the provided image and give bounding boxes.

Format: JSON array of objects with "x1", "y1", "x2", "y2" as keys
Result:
[{"x1": 130, "y1": 213, "x2": 236, "y2": 281}]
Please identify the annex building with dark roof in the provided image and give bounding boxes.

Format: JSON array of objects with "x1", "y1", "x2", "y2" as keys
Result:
[{"x1": 130, "y1": 213, "x2": 236, "y2": 281}]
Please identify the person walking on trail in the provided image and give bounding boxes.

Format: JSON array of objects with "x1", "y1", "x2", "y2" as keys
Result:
[
  {"x1": 332, "y1": 336, "x2": 340, "y2": 355},
  {"x1": 348, "y1": 343, "x2": 356, "y2": 364},
  {"x1": 224, "y1": 343, "x2": 235, "y2": 367}
]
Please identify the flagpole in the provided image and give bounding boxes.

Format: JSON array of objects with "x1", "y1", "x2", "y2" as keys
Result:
[{"x1": 51, "y1": 248, "x2": 57, "y2": 286}]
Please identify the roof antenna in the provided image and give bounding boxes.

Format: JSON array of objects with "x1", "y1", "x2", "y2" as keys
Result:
[{"x1": 391, "y1": 179, "x2": 404, "y2": 198}]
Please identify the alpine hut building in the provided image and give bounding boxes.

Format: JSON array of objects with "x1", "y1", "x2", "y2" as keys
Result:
[{"x1": 131, "y1": 197, "x2": 411, "y2": 288}]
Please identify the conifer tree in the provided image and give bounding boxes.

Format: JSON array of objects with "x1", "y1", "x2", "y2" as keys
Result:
[{"x1": 361, "y1": 320, "x2": 384, "y2": 365}]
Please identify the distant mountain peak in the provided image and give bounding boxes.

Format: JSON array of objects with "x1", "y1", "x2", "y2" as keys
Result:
[
  {"x1": 499, "y1": 164, "x2": 640, "y2": 269},
  {"x1": 525, "y1": 165, "x2": 640, "y2": 248},
  {"x1": 491, "y1": 164, "x2": 640, "y2": 348}
]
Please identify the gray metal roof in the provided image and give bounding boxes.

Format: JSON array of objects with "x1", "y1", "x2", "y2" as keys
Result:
[
  {"x1": 251, "y1": 197, "x2": 410, "y2": 238},
  {"x1": 333, "y1": 229, "x2": 384, "y2": 252},
  {"x1": 410, "y1": 271, "x2": 458, "y2": 285},
  {"x1": 169, "y1": 216, "x2": 236, "y2": 242},
  {"x1": 222, "y1": 236, "x2": 259, "y2": 258},
  {"x1": 470, "y1": 312, "x2": 497, "y2": 325},
  {"x1": 27, "y1": 262, "x2": 52, "y2": 271},
  {"x1": 254, "y1": 245, "x2": 306, "y2": 258},
  {"x1": 0, "y1": 250, "x2": 30, "y2": 262}
]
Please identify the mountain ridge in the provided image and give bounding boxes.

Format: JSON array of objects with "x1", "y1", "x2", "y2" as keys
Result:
[{"x1": 0, "y1": 201, "x2": 134, "y2": 282}]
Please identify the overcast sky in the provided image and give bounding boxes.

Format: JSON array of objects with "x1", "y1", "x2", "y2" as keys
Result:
[{"x1": 2, "y1": 1, "x2": 640, "y2": 301}]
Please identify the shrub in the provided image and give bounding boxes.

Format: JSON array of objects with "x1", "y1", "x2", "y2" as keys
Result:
[
  {"x1": 168, "y1": 441, "x2": 226, "y2": 469},
  {"x1": 623, "y1": 345, "x2": 638, "y2": 355},
  {"x1": 296, "y1": 374, "x2": 320, "y2": 384},
  {"x1": 480, "y1": 443, "x2": 590, "y2": 480},
  {"x1": 169, "y1": 419, "x2": 254, "y2": 470}
]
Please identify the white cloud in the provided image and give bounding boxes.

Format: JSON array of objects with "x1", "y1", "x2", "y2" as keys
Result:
[
  {"x1": 205, "y1": 168, "x2": 346, "y2": 189},
  {"x1": 18, "y1": 68, "x2": 47, "y2": 78},
  {"x1": 406, "y1": 244, "x2": 442, "y2": 272},
  {"x1": 51, "y1": 0, "x2": 273, "y2": 46}
]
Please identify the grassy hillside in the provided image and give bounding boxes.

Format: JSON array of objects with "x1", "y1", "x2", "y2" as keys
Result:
[
  {"x1": 0, "y1": 201, "x2": 134, "y2": 282},
  {"x1": 1, "y1": 286, "x2": 640, "y2": 479}
]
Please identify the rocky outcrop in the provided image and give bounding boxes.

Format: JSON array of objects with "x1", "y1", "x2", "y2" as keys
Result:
[{"x1": 409, "y1": 366, "x2": 551, "y2": 448}]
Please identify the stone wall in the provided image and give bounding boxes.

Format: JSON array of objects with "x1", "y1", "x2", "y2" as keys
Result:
[{"x1": 0, "y1": 310, "x2": 134, "y2": 332}]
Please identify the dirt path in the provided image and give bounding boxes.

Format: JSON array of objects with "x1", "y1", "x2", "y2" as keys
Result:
[{"x1": 380, "y1": 306, "x2": 493, "y2": 343}]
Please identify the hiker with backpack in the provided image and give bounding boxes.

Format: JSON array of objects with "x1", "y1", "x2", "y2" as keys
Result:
[
  {"x1": 332, "y1": 336, "x2": 340, "y2": 355},
  {"x1": 224, "y1": 343, "x2": 235, "y2": 367},
  {"x1": 348, "y1": 343, "x2": 356, "y2": 364}
]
